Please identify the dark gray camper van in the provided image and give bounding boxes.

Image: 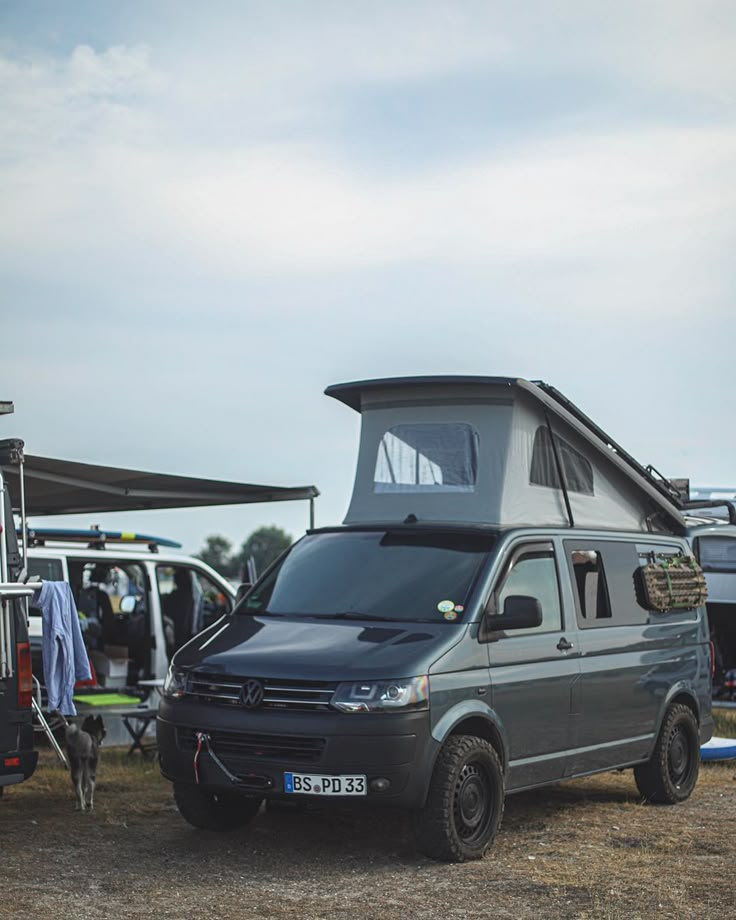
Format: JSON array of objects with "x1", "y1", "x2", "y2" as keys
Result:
[
  {"x1": 157, "y1": 377, "x2": 713, "y2": 862},
  {"x1": 0, "y1": 429, "x2": 38, "y2": 795}
]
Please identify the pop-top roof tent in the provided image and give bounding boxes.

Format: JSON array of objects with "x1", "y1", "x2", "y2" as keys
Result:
[
  {"x1": 325, "y1": 376, "x2": 687, "y2": 535},
  {"x1": 0, "y1": 448, "x2": 318, "y2": 519}
]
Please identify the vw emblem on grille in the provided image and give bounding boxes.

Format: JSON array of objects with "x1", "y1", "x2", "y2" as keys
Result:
[{"x1": 240, "y1": 678, "x2": 264, "y2": 709}]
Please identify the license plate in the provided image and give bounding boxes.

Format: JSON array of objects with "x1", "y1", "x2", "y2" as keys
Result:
[{"x1": 283, "y1": 772, "x2": 367, "y2": 796}]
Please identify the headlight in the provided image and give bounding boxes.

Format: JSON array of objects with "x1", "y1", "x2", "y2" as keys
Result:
[
  {"x1": 163, "y1": 665, "x2": 187, "y2": 699},
  {"x1": 331, "y1": 676, "x2": 429, "y2": 713}
]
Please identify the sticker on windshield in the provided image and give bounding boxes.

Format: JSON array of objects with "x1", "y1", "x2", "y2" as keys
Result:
[
  {"x1": 437, "y1": 600, "x2": 455, "y2": 614},
  {"x1": 443, "y1": 610, "x2": 458, "y2": 621},
  {"x1": 454, "y1": 605, "x2": 464, "y2": 613}
]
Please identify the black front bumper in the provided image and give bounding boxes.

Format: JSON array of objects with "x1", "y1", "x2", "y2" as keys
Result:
[{"x1": 157, "y1": 697, "x2": 437, "y2": 809}]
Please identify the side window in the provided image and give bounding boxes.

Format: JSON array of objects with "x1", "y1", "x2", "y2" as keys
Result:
[
  {"x1": 565, "y1": 541, "x2": 646, "y2": 628},
  {"x1": 495, "y1": 548, "x2": 562, "y2": 635},
  {"x1": 27, "y1": 557, "x2": 64, "y2": 617},
  {"x1": 27, "y1": 557, "x2": 64, "y2": 582},
  {"x1": 695, "y1": 536, "x2": 736, "y2": 573},
  {"x1": 157, "y1": 565, "x2": 196, "y2": 656},
  {"x1": 194, "y1": 570, "x2": 233, "y2": 630},
  {"x1": 568, "y1": 550, "x2": 611, "y2": 623},
  {"x1": 530, "y1": 426, "x2": 594, "y2": 495}
]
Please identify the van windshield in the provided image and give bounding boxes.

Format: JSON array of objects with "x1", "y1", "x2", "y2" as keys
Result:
[{"x1": 241, "y1": 530, "x2": 495, "y2": 623}]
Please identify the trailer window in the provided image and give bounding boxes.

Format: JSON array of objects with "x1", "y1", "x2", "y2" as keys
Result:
[
  {"x1": 374, "y1": 423, "x2": 479, "y2": 493},
  {"x1": 697, "y1": 536, "x2": 736, "y2": 573}
]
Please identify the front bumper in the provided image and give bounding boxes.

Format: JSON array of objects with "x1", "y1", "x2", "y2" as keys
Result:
[{"x1": 157, "y1": 697, "x2": 437, "y2": 809}]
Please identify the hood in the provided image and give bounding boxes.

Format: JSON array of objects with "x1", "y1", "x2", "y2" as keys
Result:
[{"x1": 174, "y1": 613, "x2": 466, "y2": 681}]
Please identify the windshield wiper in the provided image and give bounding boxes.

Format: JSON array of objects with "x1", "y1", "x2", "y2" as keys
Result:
[
  {"x1": 240, "y1": 608, "x2": 287, "y2": 617},
  {"x1": 306, "y1": 612, "x2": 399, "y2": 622},
  {"x1": 304, "y1": 612, "x2": 448, "y2": 623}
]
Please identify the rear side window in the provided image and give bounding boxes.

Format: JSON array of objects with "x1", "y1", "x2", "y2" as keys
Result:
[
  {"x1": 568, "y1": 550, "x2": 611, "y2": 621},
  {"x1": 565, "y1": 541, "x2": 646, "y2": 628}
]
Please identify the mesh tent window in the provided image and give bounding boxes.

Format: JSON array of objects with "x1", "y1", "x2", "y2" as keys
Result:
[
  {"x1": 530, "y1": 426, "x2": 594, "y2": 496},
  {"x1": 374, "y1": 423, "x2": 479, "y2": 493}
]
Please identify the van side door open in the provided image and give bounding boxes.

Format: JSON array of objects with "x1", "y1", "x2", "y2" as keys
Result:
[{"x1": 483, "y1": 540, "x2": 581, "y2": 790}]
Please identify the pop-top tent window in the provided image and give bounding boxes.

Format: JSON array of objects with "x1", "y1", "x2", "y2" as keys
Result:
[
  {"x1": 374, "y1": 423, "x2": 480, "y2": 493},
  {"x1": 530, "y1": 426, "x2": 594, "y2": 496}
]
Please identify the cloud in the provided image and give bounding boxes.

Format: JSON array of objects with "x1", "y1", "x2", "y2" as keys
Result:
[
  {"x1": 1, "y1": 2, "x2": 735, "y2": 549},
  {"x1": 0, "y1": 43, "x2": 161, "y2": 159},
  {"x1": 2, "y1": 114, "x2": 735, "y2": 324}
]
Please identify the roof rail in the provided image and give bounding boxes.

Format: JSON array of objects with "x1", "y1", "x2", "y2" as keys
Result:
[{"x1": 530, "y1": 381, "x2": 684, "y2": 507}]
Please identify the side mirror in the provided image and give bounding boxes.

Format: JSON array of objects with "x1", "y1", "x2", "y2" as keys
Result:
[
  {"x1": 235, "y1": 582, "x2": 252, "y2": 605},
  {"x1": 119, "y1": 595, "x2": 137, "y2": 615},
  {"x1": 488, "y1": 595, "x2": 543, "y2": 631}
]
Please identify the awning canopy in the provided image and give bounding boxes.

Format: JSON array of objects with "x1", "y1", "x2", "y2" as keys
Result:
[{"x1": 1, "y1": 454, "x2": 318, "y2": 516}]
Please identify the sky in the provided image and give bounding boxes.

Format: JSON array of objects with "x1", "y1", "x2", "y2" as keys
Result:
[{"x1": 1, "y1": 1, "x2": 735, "y2": 555}]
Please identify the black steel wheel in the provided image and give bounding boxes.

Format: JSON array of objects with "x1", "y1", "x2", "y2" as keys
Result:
[
  {"x1": 173, "y1": 782, "x2": 262, "y2": 831},
  {"x1": 634, "y1": 703, "x2": 700, "y2": 804},
  {"x1": 414, "y1": 735, "x2": 504, "y2": 862}
]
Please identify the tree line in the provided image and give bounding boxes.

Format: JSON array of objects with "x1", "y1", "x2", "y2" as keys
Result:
[{"x1": 196, "y1": 526, "x2": 292, "y2": 580}]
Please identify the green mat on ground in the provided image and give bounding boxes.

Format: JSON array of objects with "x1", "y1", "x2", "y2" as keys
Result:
[{"x1": 73, "y1": 693, "x2": 142, "y2": 707}]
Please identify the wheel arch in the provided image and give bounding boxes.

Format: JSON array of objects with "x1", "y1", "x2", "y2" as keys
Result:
[
  {"x1": 431, "y1": 703, "x2": 508, "y2": 774},
  {"x1": 649, "y1": 684, "x2": 700, "y2": 758}
]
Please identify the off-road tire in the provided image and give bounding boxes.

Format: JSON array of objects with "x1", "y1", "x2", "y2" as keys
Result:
[
  {"x1": 414, "y1": 734, "x2": 504, "y2": 862},
  {"x1": 173, "y1": 783, "x2": 262, "y2": 831},
  {"x1": 634, "y1": 703, "x2": 700, "y2": 804}
]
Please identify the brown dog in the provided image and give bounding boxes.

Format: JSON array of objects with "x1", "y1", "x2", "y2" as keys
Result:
[{"x1": 65, "y1": 715, "x2": 105, "y2": 812}]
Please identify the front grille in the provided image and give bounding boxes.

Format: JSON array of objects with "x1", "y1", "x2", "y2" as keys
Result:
[
  {"x1": 177, "y1": 727, "x2": 326, "y2": 763},
  {"x1": 185, "y1": 673, "x2": 337, "y2": 711}
]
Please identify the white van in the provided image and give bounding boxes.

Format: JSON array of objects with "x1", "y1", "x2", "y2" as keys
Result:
[{"x1": 25, "y1": 528, "x2": 236, "y2": 693}]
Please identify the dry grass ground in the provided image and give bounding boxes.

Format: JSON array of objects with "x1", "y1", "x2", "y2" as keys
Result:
[{"x1": 1, "y1": 717, "x2": 735, "y2": 920}]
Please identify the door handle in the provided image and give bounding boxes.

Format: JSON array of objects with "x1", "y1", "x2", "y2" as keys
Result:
[{"x1": 557, "y1": 637, "x2": 573, "y2": 651}]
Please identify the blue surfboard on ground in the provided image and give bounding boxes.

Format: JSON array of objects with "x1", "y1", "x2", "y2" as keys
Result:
[{"x1": 700, "y1": 736, "x2": 736, "y2": 761}]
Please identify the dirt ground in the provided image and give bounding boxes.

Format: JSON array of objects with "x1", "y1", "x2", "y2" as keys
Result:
[{"x1": 1, "y1": 742, "x2": 735, "y2": 920}]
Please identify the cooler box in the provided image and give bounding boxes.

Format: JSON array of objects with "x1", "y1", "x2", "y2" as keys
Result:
[{"x1": 90, "y1": 648, "x2": 129, "y2": 689}]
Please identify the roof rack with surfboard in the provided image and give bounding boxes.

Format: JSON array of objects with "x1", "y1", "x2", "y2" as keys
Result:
[{"x1": 18, "y1": 526, "x2": 182, "y2": 552}]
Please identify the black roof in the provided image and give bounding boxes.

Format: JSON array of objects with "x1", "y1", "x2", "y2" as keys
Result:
[{"x1": 325, "y1": 376, "x2": 519, "y2": 411}]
